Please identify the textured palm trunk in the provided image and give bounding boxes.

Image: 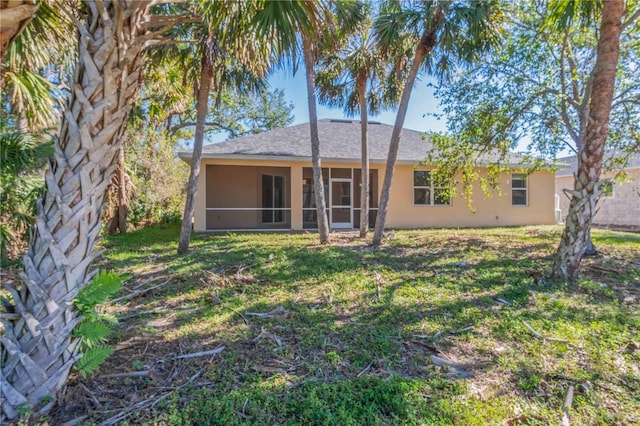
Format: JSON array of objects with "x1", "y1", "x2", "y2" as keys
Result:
[
  {"x1": 0, "y1": 0, "x2": 39, "y2": 60},
  {"x1": 357, "y1": 72, "x2": 369, "y2": 238},
  {"x1": 0, "y1": 2, "x2": 186, "y2": 419},
  {"x1": 373, "y1": 33, "x2": 432, "y2": 247},
  {"x1": 106, "y1": 147, "x2": 132, "y2": 235},
  {"x1": 303, "y1": 36, "x2": 330, "y2": 243},
  {"x1": 117, "y1": 147, "x2": 129, "y2": 234},
  {"x1": 551, "y1": 0, "x2": 624, "y2": 281},
  {"x1": 178, "y1": 55, "x2": 213, "y2": 254}
]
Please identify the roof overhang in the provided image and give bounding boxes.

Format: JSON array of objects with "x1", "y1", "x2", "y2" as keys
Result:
[
  {"x1": 179, "y1": 152, "x2": 400, "y2": 165},
  {"x1": 178, "y1": 152, "x2": 551, "y2": 169}
]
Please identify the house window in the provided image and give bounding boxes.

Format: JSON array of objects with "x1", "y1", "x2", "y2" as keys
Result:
[
  {"x1": 262, "y1": 174, "x2": 285, "y2": 223},
  {"x1": 599, "y1": 179, "x2": 614, "y2": 197},
  {"x1": 413, "y1": 171, "x2": 450, "y2": 205},
  {"x1": 511, "y1": 173, "x2": 527, "y2": 206}
]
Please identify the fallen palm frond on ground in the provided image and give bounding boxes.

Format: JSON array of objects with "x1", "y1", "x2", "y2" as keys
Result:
[{"x1": 33, "y1": 225, "x2": 639, "y2": 425}]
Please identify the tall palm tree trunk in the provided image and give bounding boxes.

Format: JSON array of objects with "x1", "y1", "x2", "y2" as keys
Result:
[
  {"x1": 357, "y1": 72, "x2": 369, "y2": 238},
  {"x1": 303, "y1": 36, "x2": 330, "y2": 243},
  {"x1": 107, "y1": 146, "x2": 132, "y2": 235},
  {"x1": 551, "y1": 0, "x2": 624, "y2": 281},
  {"x1": 0, "y1": 0, "x2": 39, "y2": 60},
  {"x1": 117, "y1": 147, "x2": 129, "y2": 234},
  {"x1": 373, "y1": 33, "x2": 432, "y2": 247},
  {"x1": 0, "y1": 2, "x2": 178, "y2": 420},
  {"x1": 178, "y1": 54, "x2": 213, "y2": 255}
]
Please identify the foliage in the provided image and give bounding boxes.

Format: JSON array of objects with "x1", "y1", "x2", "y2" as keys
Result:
[
  {"x1": 315, "y1": 3, "x2": 407, "y2": 117},
  {"x1": 172, "y1": 87, "x2": 295, "y2": 141},
  {"x1": 76, "y1": 225, "x2": 640, "y2": 425},
  {"x1": 75, "y1": 271, "x2": 122, "y2": 315},
  {"x1": 373, "y1": 0, "x2": 505, "y2": 82},
  {"x1": 73, "y1": 271, "x2": 122, "y2": 377},
  {"x1": 116, "y1": 130, "x2": 190, "y2": 230},
  {"x1": 433, "y1": 0, "x2": 639, "y2": 163},
  {"x1": 74, "y1": 321, "x2": 113, "y2": 348},
  {"x1": 423, "y1": 133, "x2": 525, "y2": 211},
  {"x1": 74, "y1": 347, "x2": 116, "y2": 379},
  {"x1": 0, "y1": 0, "x2": 73, "y2": 264},
  {"x1": 1, "y1": 0, "x2": 73, "y2": 131},
  {"x1": 0, "y1": 121, "x2": 52, "y2": 265}
]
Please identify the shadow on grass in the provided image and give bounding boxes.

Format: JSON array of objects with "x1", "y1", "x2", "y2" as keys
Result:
[{"x1": 74, "y1": 225, "x2": 640, "y2": 425}]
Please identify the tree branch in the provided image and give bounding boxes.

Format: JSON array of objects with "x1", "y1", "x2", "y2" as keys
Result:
[
  {"x1": 132, "y1": 15, "x2": 201, "y2": 50},
  {"x1": 558, "y1": 43, "x2": 581, "y2": 147},
  {"x1": 170, "y1": 121, "x2": 236, "y2": 135},
  {"x1": 140, "y1": 14, "x2": 199, "y2": 29},
  {"x1": 148, "y1": 0, "x2": 189, "y2": 6},
  {"x1": 475, "y1": 89, "x2": 555, "y2": 157},
  {"x1": 563, "y1": 36, "x2": 581, "y2": 102},
  {"x1": 612, "y1": 98, "x2": 640, "y2": 109},
  {"x1": 558, "y1": 34, "x2": 581, "y2": 145},
  {"x1": 612, "y1": 83, "x2": 640, "y2": 102}
]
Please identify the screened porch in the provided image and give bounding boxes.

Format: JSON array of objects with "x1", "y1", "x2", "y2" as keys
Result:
[{"x1": 205, "y1": 165, "x2": 291, "y2": 230}]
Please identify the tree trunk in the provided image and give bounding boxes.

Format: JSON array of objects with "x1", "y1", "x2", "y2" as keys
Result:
[
  {"x1": 0, "y1": 0, "x2": 39, "y2": 60},
  {"x1": 178, "y1": 54, "x2": 213, "y2": 255},
  {"x1": 303, "y1": 36, "x2": 330, "y2": 243},
  {"x1": 373, "y1": 34, "x2": 430, "y2": 247},
  {"x1": 117, "y1": 147, "x2": 129, "y2": 234},
  {"x1": 357, "y1": 72, "x2": 369, "y2": 238},
  {"x1": 0, "y1": 2, "x2": 178, "y2": 420},
  {"x1": 551, "y1": 0, "x2": 624, "y2": 281}
]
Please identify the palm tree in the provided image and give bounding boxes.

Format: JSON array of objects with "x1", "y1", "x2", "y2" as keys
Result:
[
  {"x1": 177, "y1": 35, "x2": 217, "y2": 254},
  {"x1": 551, "y1": 0, "x2": 625, "y2": 281},
  {"x1": 0, "y1": 2, "x2": 195, "y2": 419},
  {"x1": 316, "y1": 4, "x2": 405, "y2": 238},
  {"x1": 371, "y1": 0, "x2": 503, "y2": 247},
  {"x1": 253, "y1": 0, "x2": 363, "y2": 244},
  {"x1": 0, "y1": 0, "x2": 39, "y2": 60},
  {"x1": 178, "y1": 1, "x2": 272, "y2": 254}
]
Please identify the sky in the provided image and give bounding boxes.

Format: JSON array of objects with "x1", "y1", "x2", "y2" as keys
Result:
[
  {"x1": 267, "y1": 69, "x2": 448, "y2": 134},
  {"x1": 206, "y1": 68, "x2": 448, "y2": 145},
  {"x1": 266, "y1": 68, "x2": 573, "y2": 157},
  {"x1": 208, "y1": 67, "x2": 548, "y2": 156}
]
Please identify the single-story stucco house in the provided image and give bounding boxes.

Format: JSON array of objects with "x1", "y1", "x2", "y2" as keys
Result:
[
  {"x1": 555, "y1": 153, "x2": 640, "y2": 229},
  {"x1": 179, "y1": 119, "x2": 556, "y2": 231}
]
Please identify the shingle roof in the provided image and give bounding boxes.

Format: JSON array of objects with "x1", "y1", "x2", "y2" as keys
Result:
[
  {"x1": 178, "y1": 119, "x2": 530, "y2": 165},
  {"x1": 555, "y1": 152, "x2": 640, "y2": 176}
]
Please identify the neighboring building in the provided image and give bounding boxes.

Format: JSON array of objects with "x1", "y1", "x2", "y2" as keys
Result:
[
  {"x1": 179, "y1": 119, "x2": 556, "y2": 231},
  {"x1": 555, "y1": 153, "x2": 640, "y2": 228}
]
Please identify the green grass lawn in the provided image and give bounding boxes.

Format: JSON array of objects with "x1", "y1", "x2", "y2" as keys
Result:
[{"x1": 53, "y1": 225, "x2": 639, "y2": 425}]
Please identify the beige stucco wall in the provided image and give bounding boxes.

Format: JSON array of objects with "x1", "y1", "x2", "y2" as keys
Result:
[
  {"x1": 193, "y1": 158, "x2": 556, "y2": 231},
  {"x1": 386, "y1": 165, "x2": 556, "y2": 228},
  {"x1": 555, "y1": 168, "x2": 640, "y2": 227}
]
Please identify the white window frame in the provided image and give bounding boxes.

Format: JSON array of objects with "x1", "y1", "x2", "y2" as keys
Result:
[
  {"x1": 413, "y1": 170, "x2": 451, "y2": 206},
  {"x1": 511, "y1": 173, "x2": 528, "y2": 206}
]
